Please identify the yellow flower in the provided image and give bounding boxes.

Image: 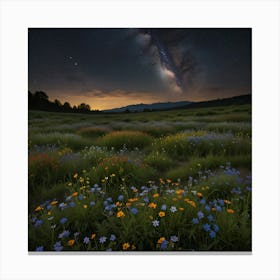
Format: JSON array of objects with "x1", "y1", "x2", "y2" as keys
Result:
[
  {"x1": 172, "y1": 198, "x2": 177, "y2": 202},
  {"x1": 79, "y1": 177, "x2": 84, "y2": 183},
  {"x1": 212, "y1": 207, "x2": 216, "y2": 212},
  {"x1": 117, "y1": 211, "x2": 125, "y2": 218},
  {"x1": 179, "y1": 207, "x2": 184, "y2": 211},
  {"x1": 149, "y1": 215, "x2": 153, "y2": 220},
  {"x1": 187, "y1": 201, "x2": 196, "y2": 207},
  {"x1": 122, "y1": 242, "x2": 130, "y2": 250},
  {"x1": 153, "y1": 193, "x2": 159, "y2": 198},
  {"x1": 50, "y1": 200, "x2": 58, "y2": 206},
  {"x1": 224, "y1": 200, "x2": 231, "y2": 204},
  {"x1": 196, "y1": 192, "x2": 203, "y2": 197},
  {"x1": 47, "y1": 211, "x2": 51, "y2": 215},
  {"x1": 126, "y1": 202, "x2": 131, "y2": 207},
  {"x1": 148, "y1": 202, "x2": 157, "y2": 209},
  {"x1": 227, "y1": 209, "x2": 235, "y2": 214},
  {"x1": 131, "y1": 244, "x2": 136, "y2": 250},
  {"x1": 115, "y1": 201, "x2": 122, "y2": 207},
  {"x1": 35, "y1": 206, "x2": 43, "y2": 212},
  {"x1": 158, "y1": 211, "x2": 166, "y2": 217},
  {"x1": 73, "y1": 173, "x2": 78, "y2": 179},
  {"x1": 83, "y1": 205, "x2": 88, "y2": 209},
  {"x1": 157, "y1": 237, "x2": 165, "y2": 244},
  {"x1": 175, "y1": 189, "x2": 184, "y2": 195},
  {"x1": 67, "y1": 182, "x2": 72, "y2": 187},
  {"x1": 67, "y1": 239, "x2": 75, "y2": 246},
  {"x1": 133, "y1": 188, "x2": 138, "y2": 193},
  {"x1": 91, "y1": 233, "x2": 96, "y2": 239},
  {"x1": 166, "y1": 179, "x2": 172, "y2": 183}
]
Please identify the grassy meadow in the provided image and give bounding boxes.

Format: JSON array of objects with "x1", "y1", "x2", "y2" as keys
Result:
[{"x1": 28, "y1": 104, "x2": 252, "y2": 251}]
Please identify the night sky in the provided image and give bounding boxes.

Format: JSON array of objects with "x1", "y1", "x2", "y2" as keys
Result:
[{"x1": 28, "y1": 28, "x2": 251, "y2": 110}]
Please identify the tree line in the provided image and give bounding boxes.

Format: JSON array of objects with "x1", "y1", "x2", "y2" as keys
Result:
[{"x1": 28, "y1": 91, "x2": 100, "y2": 114}]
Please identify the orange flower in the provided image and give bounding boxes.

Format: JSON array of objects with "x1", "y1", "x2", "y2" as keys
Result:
[
  {"x1": 35, "y1": 206, "x2": 43, "y2": 212},
  {"x1": 158, "y1": 211, "x2": 165, "y2": 217},
  {"x1": 83, "y1": 205, "x2": 88, "y2": 209},
  {"x1": 166, "y1": 179, "x2": 172, "y2": 184},
  {"x1": 153, "y1": 193, "x2": 159, "y2": 198},
  {"x1": 157, "y1": 237, "x2": 165, "y2": 244},
  {"x1": 227, "y1": 209, "x2": 235, "y2": 214},
  {"x1": 212, "y1": 207, "x2": 216, "y2": 212},
  {"x1": 122, "y1": 242, "x2": 130, "y2": 250},
  {"x1": 148, "y1": 202, "x2": 157, "y2": 209},
  {"x1": 50, "y1": 200, "x2": 58, "y2": 206},
  {"x1": 126, "y1": 202, "x2": 132, "y2": 207},
  {"x1": 91, "y1": 233, "x2": 96, "y2": 239},
  {"x1": 117, "y1": 211, "x2": 125, "y2": 218},
  {"x1": 149, "y1": 215, "x2": 153, "y2": 220},
  {"x1": 224, "y1": 200, "x2": 231, "y2": 204},
  {"x1": 67, "y1": 239, "x2": 75, "y2": 246},
  {"x1": 196, "y1": 192, "x2": 203, "y2": 197},
  {"x1": 179, "y1": 207, "x2": 184, "y2": 211},
  {"x1": 115, "y1": 201, "x2": 122, "y2": 207},
  {"x1": 71, "y1": 192, "x2": 78, "y2": 197}
]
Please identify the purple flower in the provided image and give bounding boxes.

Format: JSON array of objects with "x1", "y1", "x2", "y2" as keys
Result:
[
  {"x1": 216, "y1": 206, "x2": 222, "y2": 212},
  {"x1": 58, "y1": 230, "x2": 70, "y2": 239},
  {"x1": 197, "y1": 211, "x2": 204, "y2": 219},
  {"x1": 213, "y1": 224, "x2": 219, "y2": 232},
  {"x1": 60, "y1": 217, "x2": 68, "y2": 224},
  {"x1": 69, "y1": 202, "x2": 75, "y2": 207},
  {"x1": 161, "y1": 204, "x2": 167, "y2": 211},
  {"x1": 152, "y1": 220, "x2": 160, "y2": 227},
  {"x1": 99, "y1": 236, "x2": 107, "y2": 244},
  {"x1": 203, "y1": 223, "x2": 211, "y2": 232},
  {"x1": 35, "y1": 246, "x2": 44, "y2": 251},
  {"x1": 110, "y1": 234, "x2": 116, "y2": 241},
  {"x1": 160, "y1": 240, "x2": 169, "y2": 250},
  {"x1": 200, "y1": 198, "x2": 206, "y2": 205},
  {"x1": 207, "y1": 215, "x2": 214, "y2": 222},
  {"x1": 130, "y1": 208, "x2": 138, "y2": 215},
  {"x1": 34, "y1": 219, "x2": 43, "y2": 228},
  {"x1": 53, "y1": 241, "x2": 63, "y2": 251},
  {"x1": 78, "y1": 194, "x2": 84, "y2": 200},
  {"x1": 205, "y1": 205, "x2": 211, "y2": 212},
  {"x1": 118, "y1": 195, "x2": 124, "y2": 201},
  {"x1": 209, "y1": 230, "x2": 216, "y2": 238},
  {"x1": 170, "y1": 235, "x2": 178, "y2": 243},
  {"x1": 192, "y1": 218, "x2": 199, "y2": 224},
  {"x1": 83, "y1": 237, "x2": 90, "y2": 244}
]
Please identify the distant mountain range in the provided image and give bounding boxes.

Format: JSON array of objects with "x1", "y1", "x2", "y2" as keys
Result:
[
  {"x1": 103, "y1": 94, "x2": 251, "y2": 113},
  {"x1": 103, "y1": 101, "x2": 193, "y2": 113}
]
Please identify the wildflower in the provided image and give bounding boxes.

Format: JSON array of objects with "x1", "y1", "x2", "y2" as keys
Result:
[
  {"x1": 207, "y1": 214, "x2": 214, "y2": 222},
  {"x1": 152, "y1": 220, "x2": 160, "y2": 227},
  {"x1": 83, "y1": 237, "x2": 90, "y2": 244},
  {"x1": 161, "y1": 204, "x2": 167, "y2": 211},
  {"x1": 71, "y1": 192, "x2": 78, "y2": 197},
  {"x1": 118, "y1": 195, "x2": 124, "y2": 201},
  {"x1": 130, "y1": 208, "x2": 138, "y2": 215},
  {"x1": 192, "y1": 218, "x2": 199, "y2": 224},
  {"x1": 200, "y1": 198, "x2": 206, "y2": 205},
  {"x1": 35, "y1": 246, "x2": 44, "y2": 251},
  {"x1": 73, "y1": 173, "x2": 78, "y2": 179},
  {"x1": 179, "y1": 207, "x2": 184, "y2": 211},
  {"x1": 166, "y1": 179, "x2": 172, "y2": 183},
  {"x1": 158, "y1": 211, "x2": 165, "y2": 218},
  {"x1": 224, "y1": 199, "x2": 231, "y2": 204},
  {"x1": 143, "y1": 197, "x2": 149, "y2": 204},
  {"x1": 78, "y1": 194, "x2": 84, "y2": 200},
  {"x1": 74, "y1": 232, "x2": 80, "y2": 238},
  {"x1": 50, "y1": 200, "x2": 58, "y2": 206},
  {"x1": 197, "y1": 211, "x2": 204, "y2": 219},
  {"x1": 34, "y1": 219, "x2": 43, "y2": 228},
  {"x1": 131, "y1": 244, "x2": 136, "y2": 250},
  {"x1": 58, "y1": 230, "x2": 70, "y2": 239},
  {"x1": 197, "y1": 192, "x2": 203, "y2": 197},
  {"x1": 60, "y1": 217, "x2": 68, "y2": 224},
  {"x1": 170, "y1": 235, "x2": 178, "y2": 243},
  {"x1": 148, "y1": 202, "x2": 157, "y2": 209},
  {"x1": 157, "y1": 237, "x2": 166, "y2": 244},
  {"x1": 216, "y1": 206, "x2": 222, "y2": 212},
  {"x1": 90, "y1": 201, "x2": 95, "y2": 206},
  {"x1": 117, "y1": 211, "x2": 125, "y2": 218},
  {"x1": 67, "y1": 239, "x2": 75, "y2": 246},
  {"x1": 35, "y1": 206, "x2": 43, "y2": 212},
  {"x1": 69, "y1": 202, "x2": 75, "y2": 207},
  {"x1": 126, "y1": 202, "x2": 131, "y2": 207},
  {"x1": 160, "y1": 240, "x2": 169, "y2": 250},
  {"x1": 218, "y1": 199, "x2": 225, "y2": 206},
  {"x1": 213, "y1": 224, "x2": 219, "y2": 232},
  {"x1": 205, "y1": 205, "x2": 211, "y2": 212},
  {"x1": 170, "y1": 206, "x2": 177, "y2": 213},
  {"x1": 122, "y1": 242, "x2": 130, "y2": 250},
  {"x1": 209, "y1": 231, "x2": 216, "y2": 238},
  {"x1": 53, "y1": 241, "x2": 63, "y2": 251},
  {"x1": 59, "y1": 203, "x2": 67, "y2": 210},
  {"x1": 153, "y1": 193, "x2": 159, "y2": 198},
  {"x1": 91, "y1": 233, "x2": 96, "y2": 239},
  {"x1": 83, "y1": 205, "x2": 88, "y2": 209},
  {"x1": 203, "y1": 223, "x2": 211, "y2": 232},
  {"x1": 99, "y1": 236, "x2": 107, "y2": 244},
  {"x1": 227, "y1": 209, "x2": 235, "y2": 214},
  {"x1": 110, "y1": 234, "x2": 116, "y2": 241}
]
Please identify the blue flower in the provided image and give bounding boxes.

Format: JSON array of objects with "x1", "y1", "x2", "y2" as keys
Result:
[
  {"x1": 161, "y1": 204, "x2": 167, "y2": 211},
  {"x1": 83, "y1": 237, "x2": 90, "y2": 244},
  {"x1": 60, "y1": 217, "x2": 68, "y2": 224},
  {"x1": 200, "y1": 198, "x2": 206, "y2": 205},
  {"x1": 203, "y1": 223, "x2": 211, "y2": 232},
  {"x1": 35, "y1": 246, "x2": 44, "y2": 251},
  {"x1": 216, "y1": 206, "x2": 222, "y2": 212},
  {"x1": 218, "y1": 199, "x2": 225, "y2": 206},
  {"x1": 130, "y1": 208, "x2": 138, "y2": 215},
  {"x1": 103, "y1": 200, "x2": 109, "y2": 207},
  {"x1": 74, "y1": 232, "x2": 80, "y2": 238},
  {"x1": 205, "y1": 205, "x2": 211, "y2": 212},
  {"x1": 143, "y1": 197, "x2": 149, "y2": 203},
  {"x1": 160, "y1": 240, "x2": 169, "y2": 250},
  {"x1": 99, "y1": 236, "x2": 107, "y2": 244},
  {"x1": 106, "y1": 197, "x2": 113, "y2": 203},
  {"x1": 207, "y1": 215, "x2": 214, "y2": 222},
  {"x1": 69, "y1": 202, "x2": 75, "y2": 207},
  {"x1": 118, "y1": 195, "x2": 124, "y2": 201},
  {"x1": 192, "y1": 218, "x2": 199, "y2": 224},
  {"x1": 170, "y1": 235, "x2": 178, "y2": 242},
  {"x1": 110, "y1": 234, "x2": 116, "y2": 241},
  {"x1": 152, "y1": 220, "x2": 160, "y2": 227},
  {"x1": 58, "y1": 230, "x2": 70, "y2": 239},
  {"x1": 78, "y1": 194, "x2": 84, "y2": 200},
  {"x1": 34, "y1": 219, "x2": 43, "y2": 228},
  {"x1": 90, "y1": 201, "x2": 95, "y2": 206},
  {"x1": 46, "y1": 205, "x2": 52, "y2": 210},
  {"x1": 54, "y1": 241, "x2": 63, "y2": 251},
  {"x1": 59, "y1": 203, "x2": 67, "y2": 210},
  {"x1": 197, "y1": 211, "x2": 204, "y2": 219},
  {"x1": 213, "y1": 224, "x2": 219, "y2": 232},
  {"x1": 170, "y1": 206, "x2": 177, "y2": 213},
  {"x1": 209, "y1": 230, "x2": 216, "y2": 238}
]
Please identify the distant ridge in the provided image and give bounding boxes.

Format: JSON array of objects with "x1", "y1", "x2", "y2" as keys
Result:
[{"x1": 103, "y1": 94, "x2": 251, "y2": 113}]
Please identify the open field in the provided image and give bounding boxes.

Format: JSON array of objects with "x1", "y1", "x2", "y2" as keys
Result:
[{"x1": 28, "y1": 104, "x2": 251, "y2": 251}]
